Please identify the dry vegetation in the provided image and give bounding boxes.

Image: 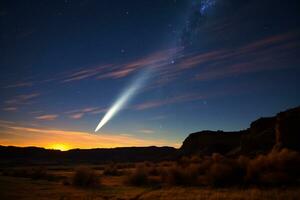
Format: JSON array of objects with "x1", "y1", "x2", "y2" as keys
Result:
[
  {"x1": 123, "y1": 148, "x2": 300, "y2": 187},
  {"x1": 1, "y1": 148, "x2": 300, "y2": 199},
  {"x1": 71, "y1": 167, "x2": 101, "y2": 188}
]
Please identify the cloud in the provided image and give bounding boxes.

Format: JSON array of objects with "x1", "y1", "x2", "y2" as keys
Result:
[
  {"x1": 69, "y1": 113, "x2": 84, "y2": 119},
  {"x1": 3, "y1": 82, "x2": 33, "y2": 89},
  {"x1": 3, "y1": 107, "x2": 18, "y2": 112},
  {"x1": 96, "y1": 48, "x2": 179, "y2": 80},
  {"x1": 0, "y1": 124, "x2": 179, "y2": 148},
  {"x1": 139, "y1": 129, "x2": 155, "y2": 134},
  {"x1": 149, "y1": 115, "x2": 167, "y2": 121},
  {"x1": 3, "y1": 93, "x2": 40, "y2": 111},
  {"x1": 61, "y1": 48, "x2": 179, "y2": 83},
  {"x1": 180, "y1": 31, "x2": 300, "y2": 70},
  {"x1": 62, "y1": 64, "x2": 112, "y2": 83},
  {"x1": 35, "y1": 114, "x2": 58, "y2": 121},
  {"x1": 0, "y1": 119, "x2": 16, "y2": 125},
  {"x1": 97, "y1": 68, "x2": 136, "y2": 79},
  {"x1": 176, "y1": 31, "x2": 300, "y2": 81},
  {"x1": 195, "y1": 60, "x2": 270, "y2": 81},
  {"x1": 110, "y1": 33, "x2": 298, "y2": 88},
  {"x1": 179, "y1": 50, "x2": 226, "y2": 69},
  {"x1": 134, "y1": 93, "x2": 204, "y2": 110},
  {"x1": 66, "y1": 107, "x2": 106, "y2": 119},
  {"x1": 5, "y1": 93, "x2": 40, "y2": 105}
]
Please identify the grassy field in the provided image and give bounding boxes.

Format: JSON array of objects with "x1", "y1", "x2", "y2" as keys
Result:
[
  {"x1": 0, "y1": 175, "x2": 299, "y2": 200},
  {"x1": 0, "y1": 161, "x2": 299, "y2": 200}
]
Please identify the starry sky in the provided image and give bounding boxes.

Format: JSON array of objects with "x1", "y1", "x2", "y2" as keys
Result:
[{"x1": 1, "y1": 0, "x2": 300, "y2": 150}]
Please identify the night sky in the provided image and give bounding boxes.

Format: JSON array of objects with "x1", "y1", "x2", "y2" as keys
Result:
[{"x1": 1, "y1": 0, "x2": 300, "y2": 150}]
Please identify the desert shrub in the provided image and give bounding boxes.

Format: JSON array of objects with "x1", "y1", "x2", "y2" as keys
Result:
[
  {"x1": 31, "y1": 167, "x2": 48, "y2": 180},
  {"x1": 259, "y1": 171, "x2": 291, "y2": 185},
  {"x1": 62, "y1": 178, "x2": 71, "y2": 186},
  {"x1": 212, "y1": 153, "x2": 225, "y2": 162},
  {"x1": 245, "y1": 148, "x2": 300, "y2": 185},
  {"x1": 162, "y1": 164, "x2": 200, "y2": 186},
  {"x1": 197, "y1": 158, "x2": 213, "y2": 175},
  {"x1": 190, "y1": 155, "x2": 202, "y2": 163},
  {"x1": 177, "y1": 156, "x2": 191, "y2": 167},
  {"x1": 148, "y1": 166, "x2": 160, "y2": 176},
  {"x1": 2, "y1": 167, "x2": 58, "y2": 181},
  {"x1": 206, "y1": 162, "x2": 233, "y2": 186},
  {"x1": 143, "y1": 161, "x2": 153, "y2": 167},
  {"x1": 206, "y1": 160, "x2": 245, "y2": 187},
  {"x1": 2, "y1": 168, "x2": 30, "y2": 177},
  {"x1": 124, "y1": 164, "x2": 150, "y2": 186},
  {"x1": 237, "y1": 155, "x2": 250, "y2": 169},
  {"x1": 115, "y1": 162, "x2": 135, "y2": 169},
  {"x1": 159, "y1": 161, "x2": 173, "y2": 167},
  {"x1": 72, "y1": 167, "x2": 100, "y2": 188},
  {"x1": 103, "y1": 164, "x2": 122, "y2": 176},
  {"x1": 93, "y1": 165, "x2": 105, "y2": 171}
]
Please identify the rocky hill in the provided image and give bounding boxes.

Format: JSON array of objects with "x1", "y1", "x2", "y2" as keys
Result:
[
  {"x1": 180, "y1": 106, "x2": 300, "y2": 156},
  {"x1": 180, "y1": 130, "x2": 245, "y2": 156}
]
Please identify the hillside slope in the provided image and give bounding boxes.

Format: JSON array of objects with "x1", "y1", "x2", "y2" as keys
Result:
[{"x1": 180, "y1": 106, "x2": 300, "y2": 156}]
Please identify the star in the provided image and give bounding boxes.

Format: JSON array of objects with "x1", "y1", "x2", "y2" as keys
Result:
[{"x1": 200, "y1": 0, "x2": 216, "y2": 14}]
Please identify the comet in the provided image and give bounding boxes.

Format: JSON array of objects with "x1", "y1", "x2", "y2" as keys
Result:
[{"x1": 94, "y1": 69, "x2": 150, "y2": 132}]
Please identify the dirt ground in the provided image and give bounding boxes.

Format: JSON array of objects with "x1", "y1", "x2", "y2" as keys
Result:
[{"x1": 0, "y1": 174, "x2": 299, "y2": 200}]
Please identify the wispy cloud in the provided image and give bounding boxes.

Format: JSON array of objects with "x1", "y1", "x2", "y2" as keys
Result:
[
  {"x1": 69, "y1": 113, "x2": 84, "y2": 119},
  {"x1": 35, "y1": 114, "x2": 58, "y2": 121},
  {"x1": 134, "y1": 93, "x2": 204, "y2": 110},
  {"x1": 55, "y1": 32, "x2": 299, "y2": 91},
  {"x1": 3, "y1": 82, "x2": 33, "y2": 89},
  {"x1": 96, "y1": 67, "x2": 136, "y2": 79},
  {"x1": 62, "y1": 65, "x2": 112, "y2": 83},
  {"x1": 3, "y1": 93, "x2": 40, "y2": 111},
  {"x1": 3, "y1": 107, "x2": 18, "y2": 112},
  {"x1": 181, "y1": 32, "x2": 299, "y2": 68},
  {"x1": 139, "y1": 129, "x2": 155, "y2": 134},
  {"x1": 5, "y1": 93, "x2": 40, "y2": 105},
  {"x1": 149, "y1": 115, "x2": 167, "y2": 121},
  {"x1": 66, "y1": 107, "x2": 106, "y2": 119},
  {"x1": 195, "y1": 59, "x2": 273, "y2": 81},
  {"x1": 61, "y1": 48, "x2": 179, "y2": 83}
]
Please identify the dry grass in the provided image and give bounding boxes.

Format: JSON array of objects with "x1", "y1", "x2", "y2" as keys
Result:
[
  {"x1": 1, "y1": 149, "x2": 300, "y2": 199},
  {"x1": 72, "y1": 167, "x2": 101, "y2": 188},
  {"x1": 2, "y1": 167, "x2": 60, "y2": 181},
  {"x1": 122, "y1": 148, "x2": 300, "y2": 187},
  {"x1": 246, "y1": 148, "x2": 300, "y2": 185},
  {"x1": 1, "y1": 175, "x2": 299, "y2": 200},
  {"x1": 140, "y1": 187, "x2": 300, "y2": 200},
  {"x1": 124, "y1": 164, "x2": 150, "y2": 186},
  {"x1": 103, "y1": 163, "x2": 122, "y2": 176}
]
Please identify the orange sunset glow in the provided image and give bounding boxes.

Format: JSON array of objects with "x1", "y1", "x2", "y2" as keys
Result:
[{"x1": 0, "y1": 121, "x2": 180, "y2": 149}]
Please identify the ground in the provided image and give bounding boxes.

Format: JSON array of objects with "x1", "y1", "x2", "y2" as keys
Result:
[{"x1": 0, "y1": 165, "x2": 299, "y2": 200}]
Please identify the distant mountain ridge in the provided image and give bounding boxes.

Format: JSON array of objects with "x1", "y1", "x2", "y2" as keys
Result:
[
  {"x1": 0, "y1": 146, "x2": 176, "y2": 165},
  {"x1": 0, "y1": 106, "x2": 299, "y2": 164}
]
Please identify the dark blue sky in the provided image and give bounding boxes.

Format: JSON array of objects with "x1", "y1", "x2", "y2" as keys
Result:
[{"x1": 0, "y1": 0, "x2": 300, "y2": 149}]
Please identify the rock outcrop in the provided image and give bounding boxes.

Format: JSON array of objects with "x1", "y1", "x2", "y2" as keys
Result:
[
  {"x1": 180, "y1": 106, "x2": 300, "y2": 156},
  {"x1": 180, "y1": 130, "x2": 244, "y2": 156},
  {"x1": 275, "y1": 106, "x2": 300, "y2": 151}
]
